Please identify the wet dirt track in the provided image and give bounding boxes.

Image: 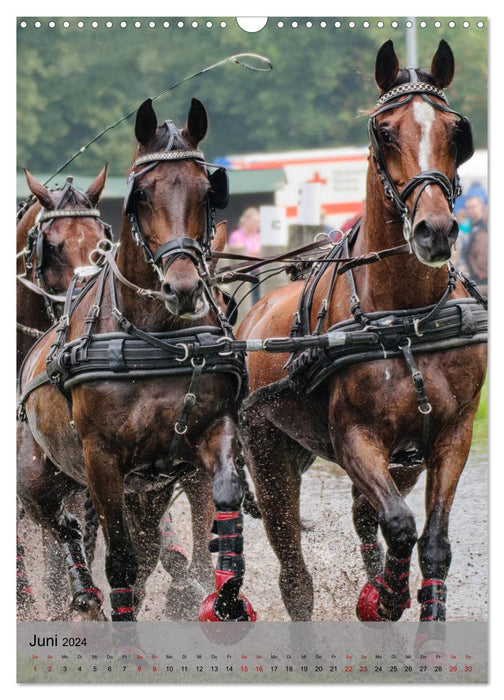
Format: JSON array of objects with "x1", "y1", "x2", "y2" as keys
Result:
[{"x1": 18, "y1": 440, "x2": 488, "y2": 623}]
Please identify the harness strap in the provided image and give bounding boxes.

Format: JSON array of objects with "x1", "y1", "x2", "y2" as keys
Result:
[
  {"x1": 104, "y1": 248, "x2": 163, "y2": 300},
  {"x1": 399, "y1": 340, "x2": 432, "y2": 453},
  {"x1": 159, "y1": 358, "x2": 206, "y2": 478}
]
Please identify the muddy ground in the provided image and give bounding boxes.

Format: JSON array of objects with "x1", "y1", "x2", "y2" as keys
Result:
[{"x1": 17, "y1": 440, "x2": 487, "y2": 623}]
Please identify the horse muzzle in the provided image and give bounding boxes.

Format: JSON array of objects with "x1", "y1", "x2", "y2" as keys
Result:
[
  {"x1": 412, "y1": 217, "x2": 459, "y2": 267},
  {"x1": 161, "y1": 278, "x2": 209, "y2": 319}
]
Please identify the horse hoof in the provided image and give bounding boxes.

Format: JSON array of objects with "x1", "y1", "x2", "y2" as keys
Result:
[
  {"x1": 199, "y1": 592, "x2": 256, "y2": 644},
  {"x1": 356, "y1": 581, "x2": 385, "y2": 622},
  {"x1": 72, "y1": 589, "x2": 105, "y2": 621},
  {"x1": 164, "y1": 579, "x2": 207, "y2": 620},
  {"x1": 199, "y1": 591, "x2": 257, "y2": 623}
]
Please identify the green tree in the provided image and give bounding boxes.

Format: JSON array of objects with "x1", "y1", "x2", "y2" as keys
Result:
[{"x1": 17, "y1": 17, "x2": 487, "y2": 178}]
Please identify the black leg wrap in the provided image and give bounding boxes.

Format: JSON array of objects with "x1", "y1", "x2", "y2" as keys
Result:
[
  {"x1": 62, "y1": 540, "x2": 103, "y2": 612},
  {"x1": 110, "y1": 587, "x2": 137, "y2": 622},
  {"x1": 210, "y1": 512, "x2": 245, "y2": 581},
  {"x1": 377, "y1": 553, "x2": 412, "y2": 621},
  {"x1": 210, "y1": 512, "x2": 248, "y2": 620},
  {"x1": 417, "y1": 580, "x2": 447, "y2": 622}
]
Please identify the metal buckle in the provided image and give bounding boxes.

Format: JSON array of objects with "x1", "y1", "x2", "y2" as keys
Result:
[
  {"x1": 175, "y1": 344, "x2": 190, "y2": 363},
  {"x1": 191, "y1": 357, "x2": 206, "y2": 369},
  {"x1": 215, "y1": 336, "x2": 235, "y2": 356}
]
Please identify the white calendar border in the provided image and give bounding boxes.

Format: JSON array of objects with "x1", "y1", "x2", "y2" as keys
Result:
[{"x1": 6, "y1": 2, "x2": 502, "y2": 697}]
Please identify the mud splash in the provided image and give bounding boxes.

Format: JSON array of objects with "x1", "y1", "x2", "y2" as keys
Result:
[{"x1": 18, "y1": 439, "x2": 487, "y2": 622}]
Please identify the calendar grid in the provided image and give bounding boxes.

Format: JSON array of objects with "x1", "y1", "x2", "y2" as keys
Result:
[{"x1": 18, "y1": 621, "x2": 487, "y2": 683}]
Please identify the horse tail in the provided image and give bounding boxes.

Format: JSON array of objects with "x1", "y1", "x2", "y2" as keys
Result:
[
  {"x1": 236, "y1": 449, "x2": 262, "y2": 519},
  {"x1": 83, "y1": 490, "x2": 100, "y2": 567}
]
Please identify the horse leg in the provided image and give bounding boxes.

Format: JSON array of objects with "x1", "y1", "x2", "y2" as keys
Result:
[
  {"x1": 352, "y1": 462, "x2": 425, "y2": 581},
  {"x1": 160, "y1": 471, "x2": 213, "y2": 620},
  {"x1": 121, "y1": 491, "x2": 168, "y2": 618},
  {"x1": 41, "y1": 528, "x2": 72, "y2": 619},
  {"x1": 17, "y1": 428, "x2": 104, "y2": 620},
  {"x1": 198, "y1": 416, "x2": 256, "y2": 622},
  {"x1": 240, "y1": 403, "x2": 315, "y2": 620},
  {"x1": 338, "y1": 428, "x2": 418, "y2": 622},
  {"x1": 417, "y1": 413, "x2": 477, "y2": 622},
  {"x1": 180, "y1": 469, "x2": 215, "y2": 589},
  {"x1": 351, "y1": 485, "x2": 384, "y2": 581},
  {"x1": 82, "y1": 445, "x2": 138, "y2": 622}
]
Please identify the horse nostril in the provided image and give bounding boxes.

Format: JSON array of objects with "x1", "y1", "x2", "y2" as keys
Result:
[
  {"x1": 162, "y1": 282, "x2": 174, "y2": 298},
  {"x1": 413, "y1": 220, "x2": 434, "y2": 246},
  {"x1": 449, "y1": 219, "x2": 459, "y2": 242}
]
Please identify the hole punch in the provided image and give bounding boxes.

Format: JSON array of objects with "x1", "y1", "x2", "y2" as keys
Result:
[{"x1": 237, "y1": 17, "x2": 268, "y2": 33}]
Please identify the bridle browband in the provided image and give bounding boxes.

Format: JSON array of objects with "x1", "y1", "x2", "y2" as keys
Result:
[{"x1": 368, "y1": 72, "x2": 474, "y2": 252}]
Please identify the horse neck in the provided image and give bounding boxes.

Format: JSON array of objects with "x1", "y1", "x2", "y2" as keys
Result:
[{"x1": 354, "y1": 167, "x2": 451, "y2": 311}]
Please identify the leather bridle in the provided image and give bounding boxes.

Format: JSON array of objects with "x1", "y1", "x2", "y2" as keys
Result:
[
  {"x1": 124, "y1": 120, "x2": 228, "y2": 286},
  {"x1": 18, "y1": 177, "x2": 112, "y2": 321},
  {"x1": 368, "y1": 72, "x2": 474, "y2": 251}
]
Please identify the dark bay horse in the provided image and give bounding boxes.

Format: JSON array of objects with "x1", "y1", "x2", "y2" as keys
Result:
[
  {"x1": 17, "y1": 168, "x2": 109, "y2": 372},
  {"x1": 16, "y1": 169, "x2": 110, "y2": 616},
  {"x1": 17, "y1": 98, "x2": 255, "y2": 622},
  {"x1": 237, "y1": 40, "x2": 487, "y2": 622}
]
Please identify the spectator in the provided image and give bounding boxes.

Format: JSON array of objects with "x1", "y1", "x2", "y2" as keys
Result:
[
  {"x1": 228, "y1": 207, "x2": 262, "y2": 304},
  {"x1": 460, "y1": 195, "x2": 488, "y2": 296},
  {"x1": 228, "y1": 207, "x2": 261, "y2": 256}
]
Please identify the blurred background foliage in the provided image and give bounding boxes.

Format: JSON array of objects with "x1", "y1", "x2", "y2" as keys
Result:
[{"x1": 17, "y1": 17, "x2": 487, "y2": 178}]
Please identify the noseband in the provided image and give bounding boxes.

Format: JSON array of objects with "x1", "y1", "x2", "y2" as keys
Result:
[
  {"x1": 125, "y1": 121, "x2": 228, "y2": 284},
  {"x1": 368, "y1": 73, "x2": 474, "y2": 250}
]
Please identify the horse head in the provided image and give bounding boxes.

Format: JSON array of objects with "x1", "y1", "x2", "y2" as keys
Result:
[
  {"x1": 371, "y1": 40, "x2": 473, "y2": 267},
  {"x1": 22, "y1": 166, "x2": 109, "y2": 292},
  {"x1": 126, "y1": 98, "x2": 227, "y2": 319}
]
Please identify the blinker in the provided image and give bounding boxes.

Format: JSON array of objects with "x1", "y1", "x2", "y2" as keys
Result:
[
  {"x1": 208, "y1": 167, "x2": 229, "y2": 210},
  {"x1": 124, "y1": 174, "x2": 136, "y2": 216},
  {"x1": 454, "y1": 116, "x2": 474, "y2": 167}
]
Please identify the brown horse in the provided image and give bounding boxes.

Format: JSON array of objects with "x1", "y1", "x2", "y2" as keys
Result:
[
  {"x1": 237, "y1": 40, "x2": 487, "y2": 622},
  {"x1": 16, "y1": 169, "x2": 110, "y2": 617},
  {"x1": 17, "y1": 169, "x2": 110, "y2": 372},
  {"x1": 17, "y1": 97, "x2": 255, "y2": 623}
]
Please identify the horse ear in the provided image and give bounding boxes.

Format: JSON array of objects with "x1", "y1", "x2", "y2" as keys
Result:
[
  {"x1": 24, "y1": 169, "x2": 54, "y2": 209},
  {"x1": 183, "y1": 98, "x2": 208, "y2": 146},
  {"x1": 85, "y1": 164, "x2": 108, "y2": 206},
  {"x1": 430, "y1": 39, "x2": 455, "y2": 88},
  {"x1": 375, "y1": 40, "x2": 400, "y2": 93},
  {"x1": 135, "y1": 98, "x2": 159, "y2": 146},
  {"x1": 209, "y1": 220, "x2": 227, "y2": 273}
]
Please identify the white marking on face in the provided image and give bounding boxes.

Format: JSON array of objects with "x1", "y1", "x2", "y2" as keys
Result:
[
  {"x1": 384, "y1": 368, "x2": 391, "y2": 381},
  {"x1": 413, "y1": 100, "x2": 435, "y2": 194}
]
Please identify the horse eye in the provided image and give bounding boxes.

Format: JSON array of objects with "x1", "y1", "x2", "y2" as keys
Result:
[
  {"x1": 379, "y1": 128, "x2": 394, "y2": 144},
  {"x1": 136, "y1": 189, "x2": 149, "y2": 203}
]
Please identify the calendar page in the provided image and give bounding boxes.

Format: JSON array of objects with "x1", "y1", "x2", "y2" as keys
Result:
[{"x1": 16, "y1": 14, "x2": 488, "y2": 685}]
